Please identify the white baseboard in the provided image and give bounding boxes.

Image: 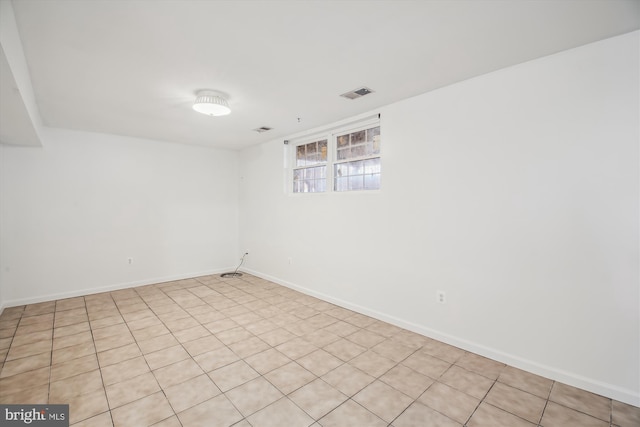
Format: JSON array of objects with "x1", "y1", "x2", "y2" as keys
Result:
[
  {"x1": 243, "y1": 268, "x2": 640, "y2": 407},
  {"x1": 0, "y1": 267, "x2": 232, "y2": 311}
]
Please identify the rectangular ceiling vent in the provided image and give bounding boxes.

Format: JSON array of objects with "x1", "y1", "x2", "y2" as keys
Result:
[
  {"x1": 253, "y1": 126, "x2": 273, "y2": 133},
  {"x1": 340, "y1": 86, "x2": 374, "y2": 100}
]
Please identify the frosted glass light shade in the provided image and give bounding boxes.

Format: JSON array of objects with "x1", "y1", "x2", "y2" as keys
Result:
[{"x1": 193, "y1": 91, "x2": 231, "y2": 116}]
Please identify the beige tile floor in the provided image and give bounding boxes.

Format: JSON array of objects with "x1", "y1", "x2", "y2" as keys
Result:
[{"x1": 0, "y1": 274, "x2": 638, "y2": 427}]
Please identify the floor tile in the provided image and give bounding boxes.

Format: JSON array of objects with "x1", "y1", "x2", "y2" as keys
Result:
[
  {"x1": 318, "y1": 399, "x2": 387, "y2": 427},
  {"x1": 177, "y1": 394, "x2": 243, "y2": 427},
  {"x1": 297, "y1": 349, "x2": 343, "y2": 376},
  {"x1": 349, "y1": 350, "x2": 396, "y2": 377},
  {"x1": 144, "y1": 345, "x2": 190, "y2": 370},
  {"x1": 612, "y1": 399, "x2": 640, "y2": 427},
  {"x1": 105, "y1": 371, "x2": 161, "y2": 409},
  {"x1": 380, "y1": 364, "x2": 434, "y2": 399},
  {"x1": 438, "y1": 365, "x2": 494, "y2": 399},
  {"x1": 346, "y1": 329, "x2": 386, "y2": 348},
  {"x1": 247, "y1": 396, "x2": 314, "y2": 427},
  {"x1": 68, "y1": 411, "x2": 112, "y2": 427},
  {"x1": 323, "y1": 338, "x2": 366, "y2": 362},
  {"x1": 467, "y1": 402, "x2": 537, "y2": 427},
  {"x1": 402, "y1": 350, "x2": 451, "y2": 379},
  {"x1": 265, "y1": 361, "x2": 317, "y2": 395},
  {"x1": 0, "y1": 351, "x2": 51, "y2": 378},
  {"x1": 173, "y1": 325, "x2": 211, "y2": 343},
  {"x1": 97, "y1": 342, "x2": 141, "y2": 367},
  {"x1": 455, "y1": 352, "x2": 505, "y2": 380},
  {"x1": 208, "y1": 360, "x2": 260, "y2": 391},
  {"x1": 52, "y1": 331, "x2": 92, "y2": 350},
  {"x1": 181, "y1": 335, "x2": 224, "y2": 356},
  {"x1": 258, "y1": 327, "x2": 297, "y2": 347},
  {"x1": 391, "y1": 401, "x2": 462, "y2": 427},
  {"x1": 497, "y1": 366, "x2": 553, "y2": 399},
  {"x1": 54, "y1": 321, "x2": 90, "y2": 339},
  {"x1": 228, "y1": 336, "x2": 270, "y2": 358},
  {"x1": 0, "y1": 384, "x2": 49, "y2": 404},
  {"x1": 289, "y1": 378, "x2": 348, "y2": 419},
  {"x1": 11, "y1": 329, "x2": 53, "y2": 347},
  {"x1": 153, "y1": 357, "x2": 204, "y2": 389},
  {"x1": 94, "y1": 332, "x2": 135, "y2": 353},
  {"x1": 418, "y1": 382, "x2": 480, "y2": 425},
  {"x1": 303, "y1": 329, "x2": 340, "y2": 347},
  {"x1": 92, "y1": 323, "x2": 130, "y2": 341},
  {"x1": 7, "y1": 341, "x2": 46, "y2": 362},
  {"x1": 137, "y1": 333, "x2": 179, "y2": 354},
  {"x1": 484, "y1": 381, "x2": 546, "y2": 423},
  {"x1": 193, "y1": 346, "x2": 239, "y2": 372},
  {"x1": 276, "y1": 337, "x2": 318, "y2": 359},
  {"x1": 52, "y1": 341, "x2": 95, "y2": 365},
  {"x1": 111, "y1": 391, "x2": 175, "y2": 427},
  {"x1": 101, "y1": 356, "x2": 150, "y2": 386},
  {"x1": 370, "y1": 339, "x2": 414, "y2": 363},
  {"x1": 540, "y1": 401, "x2": 609, "y2": 427},
  {"x1": 49, "y1": 369, "x2": 104, "y2": 402},
  {"x1": 352, "y1": 380, "x2": 413, "y2": 423},
  {"x1": 66, "y1": 389, "x2": 110, "y2": 425},
  {"x1": 163, "y1": 374, "x2": 221, "y2": 413},
  {"x1": 245, "y1": 347, "x2": 291, "y2": 374},
  {"x1": 548, "y1": 382, "x2": 611, "y2": 421},
  {"x1": 0, "y1": 366, "x2": 50, "y2": 397},
  {"x1": 322, "y1": 363, "x2": 375, "y2": 397},
  {"x1": 225, "y1": 376, "x2": 283, "y2": 416}
]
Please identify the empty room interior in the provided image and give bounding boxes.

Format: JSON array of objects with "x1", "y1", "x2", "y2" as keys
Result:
[{"x1": 0, "y1": 0, "x2": 639, "y2": 426}]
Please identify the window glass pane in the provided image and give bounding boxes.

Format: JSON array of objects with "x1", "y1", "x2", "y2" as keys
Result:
[
  {"x1": 337, "y1": 135, "x2": 349, "y2": 148},
  {"x1": 367, "y1": 126, "x2": 380, "y2": 142},
  {"x1": 351, "y1": 130, "x2": 366, "y2": 144},
  {"x1": 306, "y1": 142, "x2": 317, "y2": 155},
  {"x1": 296, "y1": 146, "x2": 306, "y2": 166},
  {"x1": 349, "y1": 175, "x2": 363, "y2": 191},
  {"x1": 372, "y1": 134, "x2": 381, "y2": 154},
  {"x1": 364, "y1": 174, "x2": 380, "y2": 190},
  {"x1": 319, "y1": 140, "x2": 328, "y2": 161},
  {"x1": 351, "y1": 145, "x2": 365, "y2": 158},
  {"x1": 349, "y1": 160, "x2": 363, "y2": 176},
  {"x1": 337, "y1": 148, "x2": 349, "y2": 160},
  {"x1": 334, "y1": 176, "x2": 348, "y2": 192},
  {"x1": 364, "y1": 158, "x2": 380, "y2": 174},
  {"x1": 335, "y1": 164, "x2": 346, "y2": 178}
]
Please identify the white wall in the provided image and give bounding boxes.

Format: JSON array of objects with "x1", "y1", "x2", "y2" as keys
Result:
[
  {"x1": 239, "y1": 31, "x2": 639, "y2": 405},
  {"x1": 0, "y1": 127, "x2": 239, "y2": 306}
]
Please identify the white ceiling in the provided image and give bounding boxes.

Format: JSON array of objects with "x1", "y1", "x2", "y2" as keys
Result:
[{"x1": 7, "y1": 0, "x2": 640, "y2": 150}]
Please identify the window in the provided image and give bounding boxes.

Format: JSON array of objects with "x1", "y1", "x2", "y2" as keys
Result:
[
  {"x1": 293, "y1": 139, "x2": 327, "y2": 193},
  {"x1": 334, "y1": 126, "x2": 380, "y2": 191},
  {"x1": 291, "y1": 119, "x2": 381, "y2": 193}
]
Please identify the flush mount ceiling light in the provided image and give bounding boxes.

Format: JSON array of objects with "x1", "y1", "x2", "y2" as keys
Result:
[{"x1": 192, "y1": 90, "x2": 231, "y2": 116}]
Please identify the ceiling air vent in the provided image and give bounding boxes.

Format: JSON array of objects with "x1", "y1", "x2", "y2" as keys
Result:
[
  {"x1": 253, "y1": 126, "x2": 273, "y2": 133},
  {"x1": 340, "y1": 87, "x2": 374, "y2": 100}
]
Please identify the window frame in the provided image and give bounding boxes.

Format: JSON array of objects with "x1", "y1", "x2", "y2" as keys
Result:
[{"x1": 289, "y1": 116, "x2": 381, "y2": 195}]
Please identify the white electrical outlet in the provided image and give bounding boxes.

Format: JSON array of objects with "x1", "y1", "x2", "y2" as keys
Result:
[{"x1": 437, "y1": 290, "x2": 446, "y2": 304}]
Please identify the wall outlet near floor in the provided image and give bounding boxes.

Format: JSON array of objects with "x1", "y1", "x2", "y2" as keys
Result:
[
  {"x1": 437, "y1": 290, "x2": 446, "y2": 304},
  {"x1": 128, "y1": 257, "x2": 133, "y2": 265}
]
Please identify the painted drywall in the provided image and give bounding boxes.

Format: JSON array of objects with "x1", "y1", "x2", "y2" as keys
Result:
[
  {"x1": 239, "y1": 31, "x2": 639, "y2": 405},
  {"x1": 0, "y1": 127, "x2": 239, "y2": 307},
  {"x1": 0, "y1": 0, "x2": 42, "y2": 146}
]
